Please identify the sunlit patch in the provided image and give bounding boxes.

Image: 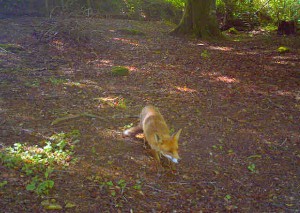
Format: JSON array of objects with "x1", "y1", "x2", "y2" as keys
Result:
[
  {"x1": 93, "y1": 59, "x2": 114, "y2": 68},
  {"x1": 126, "y1": 66, "x2": 138, "y2": 71},
  {"x1": 202, "y1": 71, "x2": 221, "y2": 77},
  {"x1": 113, "y1": 37, "x2": 139, "y2": 46},
  {"x1": 100, "y1": 59, "x2": 112, "y2": 64},
  {"x1": 202, "y1": 72, "x2": 241, "y2": 84},
  {"x1": 81, "y1": 79, "x2": 97, "y2": 85},
  {"x1": 51, "y1": 39, "x2": 64, "y2": 50},
  {"x1": 176, "y1": 86, "x2": 197, "y2": 93},
  {"x1": 276, "y1": 90, "x2": 293, "y2": 97},
  {"x1": 60, "y1": 67, "x2": 75, "y2": 75},
  {"x1": 273, "y1": 55, "x2": 293, "y2": 65},
  {"x1": 135, "y1": 133, "x2": 144, "y2": 139},
  {"x1": 208, "y1": 46, "x2": 233, "y2": 51},
  {"x1": 94, "y1": 96, "x2": 126, "y2": 109},
  {"x1": 64, "y1": 81, "x2": 85, "y2": 88},
  {"x1": 274, "y1": 60, "x2": 290, "y2": 65},
  {"x1": 216, "y1": 76, "x2": 240, "y2": 83},
  {"x1": 100, "y1": 129, "x2": 119, "y2": 138}
]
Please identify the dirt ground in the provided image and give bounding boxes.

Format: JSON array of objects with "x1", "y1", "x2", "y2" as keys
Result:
[{"x1": 0, "y1": 17, "x2": 299, "y2": 212}]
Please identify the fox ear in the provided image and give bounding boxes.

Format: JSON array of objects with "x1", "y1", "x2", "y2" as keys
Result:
[
  {"x1": 154, "y1": 134, "x2": 161, "y2": 143},
  {"x1": 172, "y1": 129, "x2": 182, "y2": 141}
]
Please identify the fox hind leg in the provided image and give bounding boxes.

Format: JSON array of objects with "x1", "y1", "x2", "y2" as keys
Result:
[{"x1": 123, "y1": 125, "x2": 143, "y2": 137}]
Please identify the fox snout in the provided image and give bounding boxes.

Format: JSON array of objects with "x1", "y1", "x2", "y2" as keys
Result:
[{"x1": 162, "y1": 153, "x2": 180, "y2": 164}]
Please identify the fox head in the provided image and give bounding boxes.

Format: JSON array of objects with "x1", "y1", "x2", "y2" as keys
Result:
[{"x1": 154, "y1": 129, "x2": 182, "y2": 163}]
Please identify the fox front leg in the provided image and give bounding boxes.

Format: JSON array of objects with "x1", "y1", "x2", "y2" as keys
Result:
[
  {"x1": 150, "y1": 149, "x2": 160, "y2": 163},
  {"x1": 150, "y1": 149, "x2": 164, "y2": 172},
  {"x1": 170, "y1": 162, "x2": 177, "y2": 171},
  {"x1": 143, "y1": 137, "x2": 147, "y2": 149}
]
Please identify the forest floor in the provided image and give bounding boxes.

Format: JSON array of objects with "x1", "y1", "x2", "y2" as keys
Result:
[{"x1": 0, "y1": 17, "x2": 299, "y2": 212}]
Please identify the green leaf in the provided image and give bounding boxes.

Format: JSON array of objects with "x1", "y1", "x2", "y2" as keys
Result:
[
  {"x1": 0, "y1": 181, "x2": 8, "y2": 188},
  {"x1": 111, "y1": 66, "x2": 129, "y2": 76},
  {"x1": 248, "y1": 163, "x2": 257, "y2": 173},
  {"x1": 37, "y1": 180, "x2": 54, "y2": 195},
  {"x1": 65, "y1": 202, "x2": 76, "y2": 208},
  {"x1": 133, "y1": 184, "x2": 141, "y2": 190},
  {"x1": 111, "y1": 190, "x2": 116, "y2": 197},
  {"x1": 277, "y1": 46, "x2": 290, "y2": 54},
  {"x1": 45, "y1": 167, "x2": 54, "y2": 179},
  {"x1": 26, "y1": 182, "x2": 36, "y2": 191},
  {"x1": 44, "y1": 204, "x2": 63, "y2": 210},
  {"x1": 225, "y1": 194, "x2": 232, "y2": 201},
  {"x1": 106, "y1": 181, "x2": 114, "y2": 187},
  {"x1": 117, "y1": 179, "x2": 127, "y2": 189}
]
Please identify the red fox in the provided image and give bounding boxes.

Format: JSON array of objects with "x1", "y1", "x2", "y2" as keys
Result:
[{"x1": 123, "y1": 105, "x2": 182, "y2": 166}]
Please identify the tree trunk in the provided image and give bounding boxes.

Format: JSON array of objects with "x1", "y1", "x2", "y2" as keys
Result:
[{"x1": 171, "y1": 0, "x2": 220, "y2": 38}]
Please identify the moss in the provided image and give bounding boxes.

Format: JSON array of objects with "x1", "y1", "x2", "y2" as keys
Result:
[
  {"x1": 277, "y1": 46, "x2": 290, "y2": 54},
  {"x1": 117, "y1": 28, "x2": 145, "y2": 36},
  {"x1": 227, "y1": 27, "x2": 239, "y2": 34},
  {"x1": 111, "y1": 66, "x2": 129, "y2": 76}
]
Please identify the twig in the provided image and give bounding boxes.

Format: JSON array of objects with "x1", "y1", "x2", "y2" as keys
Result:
[
  {"x1": 280, "y1": 138, "x2": 287, "y2": 146},
  {"x1": 51, "y1": 114, "x2": 82, "y2": 125},
  {"x1": 112, "y1": 114, "x2": 139, "y2": 119},
  {"x1": 267, "y1": 98, "x2": 284, "y2": 110},
  {"x1": 51, "y1": 112, "x2": 107, "y2": 125},
  {"x1": 144, "y1": 184, "x2": 178, "y2": 196},
  {"x1": 0, "y1": 47, "x2": 12, "y2": 54}
]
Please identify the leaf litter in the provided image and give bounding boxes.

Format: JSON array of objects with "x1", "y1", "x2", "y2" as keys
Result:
[{"x1": 0, "y1": 17, "x2": 299, "y2": 212}]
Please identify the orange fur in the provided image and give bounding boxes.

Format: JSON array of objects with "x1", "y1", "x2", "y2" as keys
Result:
[{"x1": 124, "y1": 105, "x2": 182, "y2": 166}]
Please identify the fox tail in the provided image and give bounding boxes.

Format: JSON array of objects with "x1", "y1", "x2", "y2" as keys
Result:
[{"x1": 123, "y1": 125, "x2": 143, "y2": 137}]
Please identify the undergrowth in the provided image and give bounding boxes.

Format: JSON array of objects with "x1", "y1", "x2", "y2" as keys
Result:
[{"x1": 0, "y1": 130, "x2": 80, "y2": 196}]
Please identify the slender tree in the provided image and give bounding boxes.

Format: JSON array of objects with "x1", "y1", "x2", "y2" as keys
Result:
[{"x1": 171, "y1": 0, "x2": 220, "y2": 38}]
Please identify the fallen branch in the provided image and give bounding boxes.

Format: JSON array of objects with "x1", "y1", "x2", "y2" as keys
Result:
[{"x1": 51, "y1": 112, "x2": 107, "y2": 125}]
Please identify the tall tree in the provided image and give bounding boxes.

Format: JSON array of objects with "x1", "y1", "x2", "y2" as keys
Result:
[{"x1": 171, "y1": 0, "x2": 220, "y2": 38}]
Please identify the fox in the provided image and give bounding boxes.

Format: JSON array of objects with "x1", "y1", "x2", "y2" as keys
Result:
[{"x1": 123, "y1": 105, "x2": 182, "y2": 167}]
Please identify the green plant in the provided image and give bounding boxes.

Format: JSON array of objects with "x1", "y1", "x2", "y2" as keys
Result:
[
  {"x1": 201, "y1": 50, "x2": 210, "y2": 59},
  {"x1": 26, "y1": 176, "x2": 54, "y2": 195},
  {"x1": 217, "y1": 0, "x2": 299, "y2": 26},
  {"x1": 225, "y1": 194, "x2": 232, "y2": 201},
  {"x1": 263, "y1": 24, "x2": 278, "y2": 32},
  {"x1": 117, "y1": 28, "x2": 145, "y2": 36},
  {"x1": 0, "y1": 130, "x2": 80, "y2": 196},
  {"x1": 212, "y1": 144, "x2": 223, "y2": 150},
  {"x1": 116, "y1": 98, "x2": 127, "y2": 109},
  {"x1": 227, "y1": 27, "x2": 239, "y2": 34},
  {"x1": 133, "y1": 180, "x2": 142, "y2": 190},
  {"x1": 124, "y1": 123, "x2": 133, "y2": 129},
  {"x1": 117, "y1": 179, "x2": 127, "y2": 194},
  {"x1": 49, "y1": 77, "x2": 67, "y2": 85},
  {"x1": 111, "y1": 66, "x2": 129, "y2": 76},
  {"x1": 247, "y1": 163, "x2": 257, "y2": 173},
  {"x1": 25, "y1": 80, "x2": 40, "y2": 88},
  {"x1": 0, "y1": 181, "x2": 8, "y2": 188},
  {"x1": 277, "y1": 46, "x2": 290, "y2": 54},
  {"x1": 99, "y1": 179, "x2": 130, "y2": 197}
]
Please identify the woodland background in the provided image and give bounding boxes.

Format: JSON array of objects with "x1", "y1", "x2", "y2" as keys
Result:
[{"x1": 0, "y1": 0, "x2": 299, "y2": 212}]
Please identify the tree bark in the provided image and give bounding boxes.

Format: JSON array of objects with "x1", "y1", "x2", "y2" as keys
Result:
[{"x1": 171, "y1": 0, "x2": 220, "y2": 38}]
